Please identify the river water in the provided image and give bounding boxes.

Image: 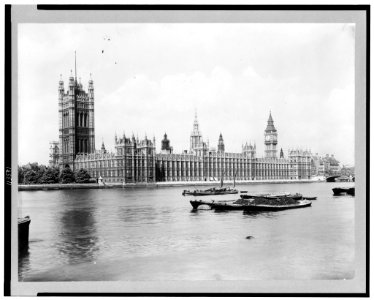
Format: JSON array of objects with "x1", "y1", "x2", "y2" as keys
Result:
[{"x1": 18, "y1": 182, "x2": 354, "y2": 281}]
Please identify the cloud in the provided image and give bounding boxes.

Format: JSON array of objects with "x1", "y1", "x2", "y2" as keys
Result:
[{"x1": 17, "y1": 23, "x2": 355, "y2": 166}]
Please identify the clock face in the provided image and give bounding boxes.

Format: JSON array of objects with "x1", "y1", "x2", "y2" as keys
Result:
[{"x1": 266, "y1": 135, "x2": 270, "y2": 141}]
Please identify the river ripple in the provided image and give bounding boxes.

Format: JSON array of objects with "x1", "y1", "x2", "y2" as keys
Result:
[{"x1": 18, "y1": 182, "x2": 354, "y2": 281}]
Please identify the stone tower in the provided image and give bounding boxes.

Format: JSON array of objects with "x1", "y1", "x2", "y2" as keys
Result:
[
  {"x1": 242, "y1": 142, "x2": 256, "y2": 158},
  {"x1": 58, "y1": 55, "x2": 95, "y2": 169},
  {"x1": 161, "y1": 133, "x2": 173, "y2": 154},
  {"x1": 264, "y1": 111, "x2": 278, "y2": 158},
  {"x1": 217, "y1": 133, "x2": 225, "y2": 153},
  {"x1": 190, "y1": 111, "x2": 203, "y2": 153}
]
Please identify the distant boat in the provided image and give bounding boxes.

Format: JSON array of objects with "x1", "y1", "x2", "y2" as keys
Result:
[
  {"x1": 335, "y1": 176, "x2": 350, "y2": 182},
  {"x1": 326, "y1": 175, "x2": 340, "y2": 182},
  {"x1": 183, "y1": 170, "x2": 238, "y2": 196},
  {"x1": 183, "y1": 187, "x2": 238, "y2": 196},
  {"x1": 18, "y1": 216, "x2": 31, "y2": 250},
  {"x1": 333, "y1": 187, "x2": 355, "y2": 196},
  {"x1": 303, "y1": 196, "x2": 317, "y2": 200}
]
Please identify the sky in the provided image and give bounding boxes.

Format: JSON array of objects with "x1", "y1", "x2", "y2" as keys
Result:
[{"x1": 17, "y1": 23, "x2": 355, "y2": 166}]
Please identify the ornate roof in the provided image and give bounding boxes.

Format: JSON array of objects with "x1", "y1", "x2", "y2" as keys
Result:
[{"x1": 265, "y1": 112, "x2": 277, "y2": 132}]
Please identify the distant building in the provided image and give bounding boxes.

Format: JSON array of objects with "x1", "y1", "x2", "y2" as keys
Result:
[
  {"x1": 310, "y1": 153, "x2": 344, "y2": 176},
  {"x1": 49, "y1": 141, "x2": 59, "y2": 167},
  {"x1": 50, "y1": 71, "x2": 312, "y2": 182}
]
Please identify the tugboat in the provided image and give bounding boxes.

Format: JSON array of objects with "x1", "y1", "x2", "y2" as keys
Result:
[{"x1": 18, "y1": 216, "x2": 31, "y2": 250}]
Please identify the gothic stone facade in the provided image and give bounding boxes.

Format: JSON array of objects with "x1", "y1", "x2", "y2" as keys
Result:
[{"x1": 51, "y1": 74, "x2": 311, "y2": 183}]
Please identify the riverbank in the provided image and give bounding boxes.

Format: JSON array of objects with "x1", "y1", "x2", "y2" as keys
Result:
[{"x1": 17, "y1": 179, "x2": 320, "y2": 191}]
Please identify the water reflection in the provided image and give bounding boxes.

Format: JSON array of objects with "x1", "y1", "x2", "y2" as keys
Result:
[
  {"x1": 18, "y1": 247, "x2": 30, "y2": 280},
  {"x1": 242, "y1": 210, "x2": 277, "y2": 219},
  {"x1": 117, "y1": 206, "x2": 157, "y2": 224},
  {"x1": 18, "y1": 182, "x2": 355, "y2": 281},
  {"x1": 56, "y1": 209, "x2": 99, "y2": 264}
]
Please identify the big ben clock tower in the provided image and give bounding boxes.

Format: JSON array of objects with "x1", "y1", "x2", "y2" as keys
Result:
[{"x1": 264, "y1": 112, "x2": 278, "y2": 158}]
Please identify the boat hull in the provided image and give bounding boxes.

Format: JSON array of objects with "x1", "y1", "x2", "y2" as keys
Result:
[
  {"x1": 240, "y1": 193, "x2": 302, "y2": 200},
  {"x1": 183, "y1": 190, "x2": 238, "y2": 196},
  {"x1": 18, "y1": 217, "x2": 31, "y2": 250},
  {"x1": 210, "y1": 203, "x2": 247, "y2": 210},
  {"x1": 190, "y1": 199, "x2": 235, "y2": 209},
  {"x1": 333, "y1": 187, "x2": 355, "y2": 196},
  {"x1": 243, "y1": 200, "x2": 312, "y2": 212},
  {"x1": 303, "y1": 197, "x2": 317, "y2": 200}
]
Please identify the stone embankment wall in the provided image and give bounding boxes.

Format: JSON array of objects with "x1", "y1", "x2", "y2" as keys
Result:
[{"x1": 18, "y1": 179, "x2": 315, "y2": 191}]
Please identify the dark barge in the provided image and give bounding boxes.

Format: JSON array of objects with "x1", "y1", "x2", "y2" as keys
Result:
[
  {"x1": 18, "y1": 216, "x2": 31, "y2": 250},
  {"x1": 332, "y1": 187, "x2": 355, "y2": 196}
]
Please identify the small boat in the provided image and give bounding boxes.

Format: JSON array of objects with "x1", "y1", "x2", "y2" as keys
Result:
[
  {"x1": 333, "y1": 187, "x2": 355, "y2": 196},
  {"x1": 190, "y1": 199, "x2": 236, "y2": 209},
  {"x1": 243, "y1": 200, "x2": 312, "y2": 212},
  {"x1": 326, "y1": 175, "x2": 340, "y2": 182},
  {"x1": 18, "y1": 216, "x2": 31, "y2": 250},
  {"x1": 183, "y1": 170, "x2": 238, "y2": 196},
  {"x1": 183, "y1": 187, "x2": 238, "y2": 196},
  {"x1": 303, "y1": 196, "x2": 317, "y2": 200}
]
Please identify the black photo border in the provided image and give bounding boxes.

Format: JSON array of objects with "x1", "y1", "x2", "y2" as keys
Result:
[{"x1": 4, "y1": 4, "x2": 370, "y2": 297}]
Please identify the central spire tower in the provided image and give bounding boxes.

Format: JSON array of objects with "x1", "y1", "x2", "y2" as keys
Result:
[{"x1": 190, "y1": 110, "x2": 203, "y2": 153}]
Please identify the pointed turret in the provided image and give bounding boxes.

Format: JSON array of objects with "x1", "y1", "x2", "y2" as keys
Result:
[
  {"x1": 217, "y1": 132, "x2": 225, "y2": 153},
  {"x1": 101, "y1": 140, "x2": 106, "y2": 154},
  {"x1": 265, "y1": 111, "x2": 277, "y2": 133},
  {"x1": 190, "y1": 110, "x2": 203, "y2": 153},
  {"x1": 161, "y1": 132, "x2": 172, "y2": 154}
]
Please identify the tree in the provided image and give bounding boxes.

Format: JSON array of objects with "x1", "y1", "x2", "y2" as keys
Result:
[
  {"x1": 23, "y1": 169, "x2": 38, "y2": 184},
  {"x1": 60, "y1": 166, "x2": 75, "y2": 183},
  {"x1": 18, "y1": 166, "x2": 25, "y2": 184},
  {"x1": 40, "y1": 167, "x2": 60, "y2": 184},
  {"x1": 24, "y1": 162, "x2": 46, "y2": 184},
  {"x1": 75, "y1": 168, "x2": 91, "y2": 183}
]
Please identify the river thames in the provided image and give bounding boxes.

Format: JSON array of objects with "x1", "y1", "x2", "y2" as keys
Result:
[{"x1": 18, "y1": 182, "x2": 354, "y2": 281}]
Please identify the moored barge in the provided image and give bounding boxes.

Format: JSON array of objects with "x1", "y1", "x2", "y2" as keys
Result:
[
  {"x1": 18, "y1": 216, "x2": 31, "y2": 250},
  {"x1": 332, "y1": 187, "x2": 355, "y2": 196}
]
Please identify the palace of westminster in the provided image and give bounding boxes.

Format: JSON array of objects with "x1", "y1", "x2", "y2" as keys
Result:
[{"x1": 49, "y1": 72, "x2": 312, "y2": 183}]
